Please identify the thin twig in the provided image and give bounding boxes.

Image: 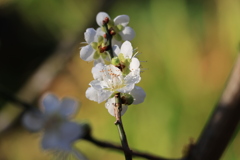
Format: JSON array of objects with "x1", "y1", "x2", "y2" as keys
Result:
[
  {"x1": 0, "y1": 85, "x2": 32, "y2": 109},
  {"x1": 103, "y1": 22, "x2": 114, "y2": 58},
  {"x1": 114, "y1": 93, "x2": 132, "y2": 160},
  {"x1": 84, "y1": 135, "x2": 177, "y2": 160},
  {"x1": 187, "y1": 54, "x2": 240, "y2": 160}
]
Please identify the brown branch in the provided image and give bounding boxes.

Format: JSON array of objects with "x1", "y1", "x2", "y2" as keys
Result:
[
  {"x1": 84, "y1": 135, "x2": 177, "y2": 160},
  {"x1": 187, "y1": 54, "x2": 240, "y2": 160},
  {"x1": 0, "y1": 85, "x2": 32, "y2": 110},
  {"x1": 114, "y1": 93, "x2": 132, "y2": 160}
]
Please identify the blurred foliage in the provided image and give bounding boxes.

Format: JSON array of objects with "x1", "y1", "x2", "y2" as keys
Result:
[{"x1": 1, "y1": 0, "x2": 240, "y2": 160}]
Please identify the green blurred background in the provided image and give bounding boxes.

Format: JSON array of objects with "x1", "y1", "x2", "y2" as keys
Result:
[{"x1": 0, "y1": 0, "x2": 240, "y2": 160}]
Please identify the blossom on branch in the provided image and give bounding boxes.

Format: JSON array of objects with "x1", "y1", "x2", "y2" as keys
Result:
[
  {"x1": 80, "y1": 11, "x2": 146, "y2": 117},
  {"x1": 86, "y1": 63, "x2": 141, "y2": 103},
  {"x1": 112, "y1": 41, "x2": 140, "y2": 75},
  {"x1": 96, "y1": 12, "x2": 135, "y2": 46},
  {"x1": 80, "y1": 28, "x2": 110, "y2": 65}
]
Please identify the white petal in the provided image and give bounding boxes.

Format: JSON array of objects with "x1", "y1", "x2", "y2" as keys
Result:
[
  {"x1": 89, "y1": 80, "x2": 106, "y2": 90},
  {"x1": 105, "y1": 98, "x2": 128, "y2": 116},
  {"x1": 84, "y1": 28, "x2": 96, "y2": 44},
  {"x1": 86, "y1": 86, "x2": 111, "y2": 103},
  {"x1": 96, "y1": 27, "x2": 105, "y2": 37},
  {"x1": 90, "y1": 80, "x2": 112, "y2": 102},
  {"x1": 80, "y1": 45, "x2": 94, "y2": 62},
  {"x1": 22, "y1": 109, "x2": 45, "y2": 132},
  {"x1": 120, "y1": 41, "x2": 133, "y2": 58},
  {"x1": 118, "y1": 70, "x2": 141, "y2": 93},
  {"x1": 131, "y1": 86, "x2": 146, "y2": 104},
  {"x1": 119, "y1": 26, "x2": 135, "y2": 41},
  {"x1": 92, "y1": 63, "x2": 105, "y2": 80},
  {"x1": 114, "y1": 15, "x2": 129, "y2": 26},
  {"x1": 59, "y1": 98, "x2": 79, "y2": 117},
  {"x1": 86, "y1": 87, "x2": 99, "y2": 102},
  {"x1": 124, "y1": 70, "x2": 141, "y2": 85},
  {"x1": 130, "y1": 57, "x2": 140, "y2": 71},
  {"x1": 118, "y1": 83, "x2": 135, "y2": 93},
  {"x1": 41, "y1": 122, "x2": 81, "y2": 151},
  {"x1": 41, "y1": 93, "x2": 61, "y2": 114},
  {"x1": 113, "y1": 45, "x2": 121, "y2": 56},
  {"x1": 97, "y1": 90, "x2": 112, "y2": 103},
  {"x1": 96, "y1": 12, "x2": 110, "y2": 26},
  {"x1": 129, "y1": 68, "x2": 141, "y2": 78},
  {"x1": 93, "y1": 57, "x2": 105, "y2": 66}
]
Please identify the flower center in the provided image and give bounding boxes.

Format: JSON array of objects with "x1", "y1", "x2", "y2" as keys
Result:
[{"x1": 100, "y1": 66, "x2": 126, "y2": 91}]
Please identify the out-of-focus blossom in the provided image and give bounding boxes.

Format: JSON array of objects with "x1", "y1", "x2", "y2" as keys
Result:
[{"x1": 22, "y1": 93, "x2": 86, "y2": 159}]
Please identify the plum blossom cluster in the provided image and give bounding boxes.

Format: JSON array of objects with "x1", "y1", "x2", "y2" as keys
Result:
[
  {"x1": 80, "y1": 12, "x2": 146, "y2": 116},
  {"x1": 22, "y1": 93, "x2": 87, "y2": 160}
]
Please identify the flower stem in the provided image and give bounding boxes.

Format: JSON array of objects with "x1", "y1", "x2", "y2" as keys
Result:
[
  {"x1": 103, "y1": 19, "x2": 131, "y2": 160},
  {"x1": 114, "y1": 93, "x2": 132, "y2": 160},
  {"x1": 103, "y1": 23, "x2": 114, "y2": 59}
]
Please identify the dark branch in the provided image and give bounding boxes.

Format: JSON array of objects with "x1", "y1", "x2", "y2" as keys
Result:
[
  {"x1": 0, "y1": 85, "x2": 32, "y2": 109},
  {"x1": 114, "y1": 93, "x2": 132, "y2": 160},
  {"x1": 187, "y1": 54, "x2": 240, "y2": 160},
  {"x1": 84, "y1": 135, "x2": 178, "y2": 160}
]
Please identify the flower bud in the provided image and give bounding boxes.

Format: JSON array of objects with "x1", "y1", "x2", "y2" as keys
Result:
[
  {"x1": 102, "y1": 17, "x2": 109, "y2": 24},
  {"x1": 121, "y1": 93, "x2": 134, "y2": 105},
  {"x1": 110, "y1": 29, "x2": 116, "y2": 35}
]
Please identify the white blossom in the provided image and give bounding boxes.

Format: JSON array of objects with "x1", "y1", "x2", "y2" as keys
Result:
[
  {"x1": 96, "y1": 12, "x2": 135, "y2": 46},
  {"x1": 80, "y1": 28, "x2": 109, "y2": 64},
  {"x1": 86, "y1": 63, "x2": 141, "y2": 103},
  {"x1": 113, "y1": 41, "x2": 140, "y2": 73}
]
